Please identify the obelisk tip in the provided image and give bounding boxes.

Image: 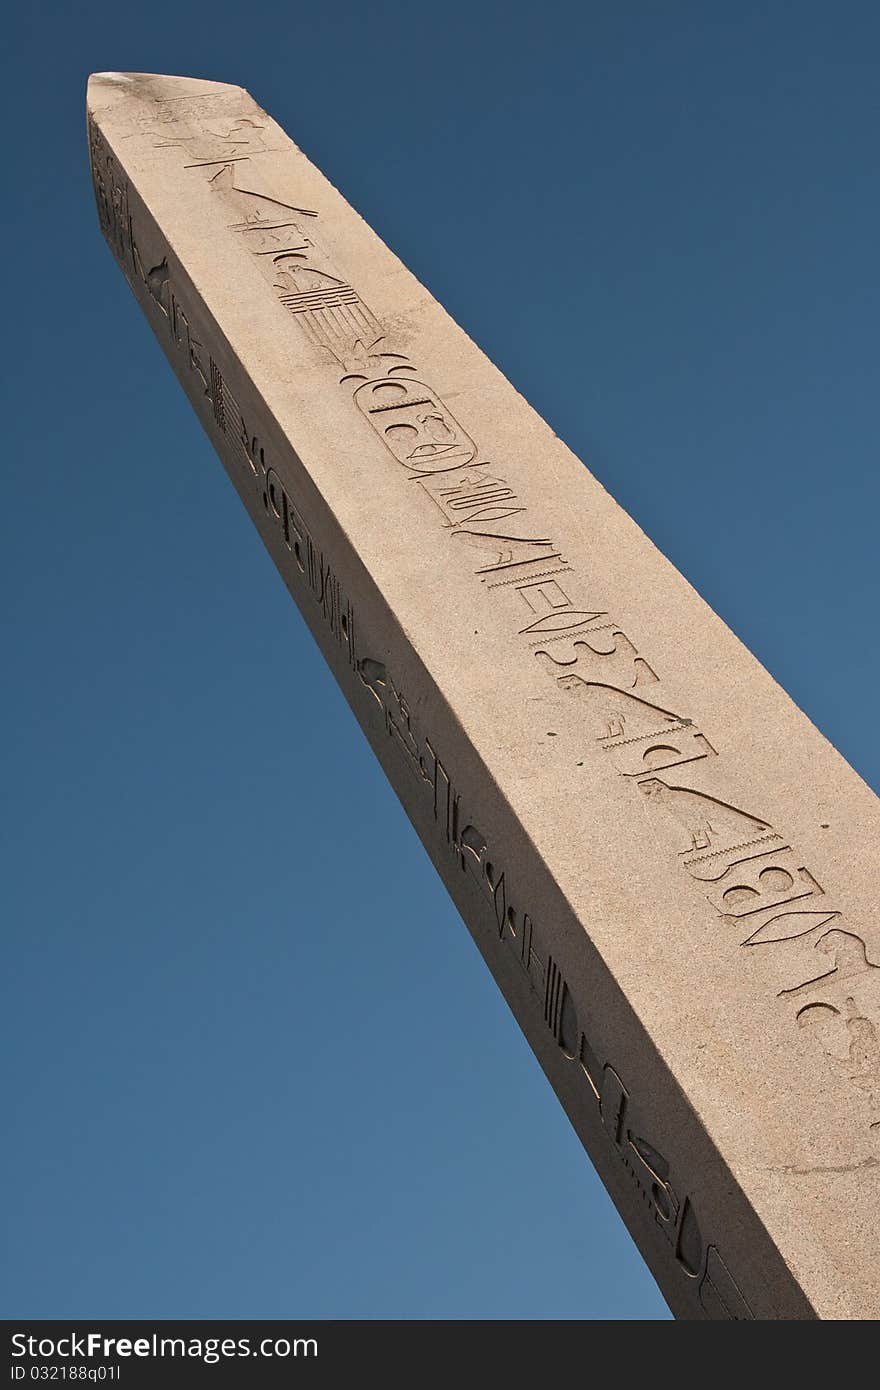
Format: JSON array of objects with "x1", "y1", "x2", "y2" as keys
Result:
[{"x1": 86, "y1": 72, "x2": 248, "y2": 121}]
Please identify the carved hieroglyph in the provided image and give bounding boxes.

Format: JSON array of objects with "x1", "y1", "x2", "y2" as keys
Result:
[{"x1": 88, "y1": 73, "x2": 880, "y2": 1320}]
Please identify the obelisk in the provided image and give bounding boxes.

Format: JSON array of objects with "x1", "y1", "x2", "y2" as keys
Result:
[{"x1": 88, "y1": 72, "x2": 880, "y2": 1320}]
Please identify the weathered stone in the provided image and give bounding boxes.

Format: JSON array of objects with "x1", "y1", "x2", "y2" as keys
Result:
[{"x1": 88, "y1": 72, "x2": 880, "y2": 1319}]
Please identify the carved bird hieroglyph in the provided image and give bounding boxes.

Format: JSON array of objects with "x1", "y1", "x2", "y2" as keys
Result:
[
  {"x1": 452, "y1": 531, "x2": 553, "y2": 569},
  {"x1": 827, "y1": 999, "x2": 880, "y2": 1104},
  {"x1": 637, "y1": 777, "x2": 770, "y2": 855}
]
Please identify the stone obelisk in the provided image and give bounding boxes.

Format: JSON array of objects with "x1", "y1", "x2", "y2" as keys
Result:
[{"x1": 88, "y1": 72, "x2": 880, "y2": 1320}]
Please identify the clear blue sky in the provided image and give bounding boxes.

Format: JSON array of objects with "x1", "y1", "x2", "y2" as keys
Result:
[{"x1": 3, "y1": 3, "x2": 879, "y2": 1321}]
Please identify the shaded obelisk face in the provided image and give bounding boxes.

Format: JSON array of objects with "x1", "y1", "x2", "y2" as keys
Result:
[{"x1": 87, "y1": 72, "x2": 880, "y2": 1322}]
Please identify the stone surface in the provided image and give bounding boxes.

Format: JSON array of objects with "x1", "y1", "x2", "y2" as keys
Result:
[{"x1": 87, "y1": 72, "x2": 880, "y2": 1320}]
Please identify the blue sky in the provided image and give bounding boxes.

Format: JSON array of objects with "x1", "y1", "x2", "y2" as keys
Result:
[{"x1": 3, "y1": 2, "x2": 879, "y2": 1320}]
